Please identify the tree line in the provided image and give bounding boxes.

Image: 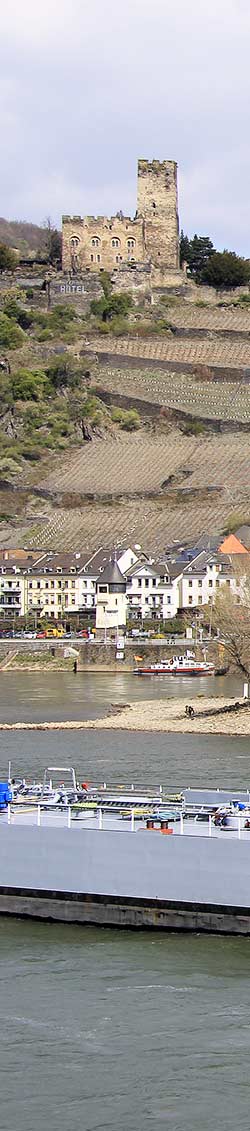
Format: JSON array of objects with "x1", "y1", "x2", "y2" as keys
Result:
[{"x1": 180, "y1": 232, "x2": 250, "y2": 289}]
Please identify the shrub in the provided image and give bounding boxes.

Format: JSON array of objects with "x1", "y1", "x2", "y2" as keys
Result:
[
  {"x1": 51, "y1": 303, "x2": 76, "y2": 322},
  {"x1": 81, "y1": 396, "x2": 104, "y2": 420},
  {"x1": 21, "y1": 445, "x2": 43, "y2": 461},
  {"x1": 0, "y1": 456, "x2": 22, "y2": 476},
  {"x1": 11, "y1": 368, "x2": 48, "y2": 401},
  {"x1": 111, "y1": 407, "x2": 125, "y2": 423},
  {"x1": 182, "y1": 419, "x2": 205, "y2": 435},
  {"x1": 109, "y1": 316, "x2": 130, "y2": 336},
  {"x1": 91, "y1": 291, "x2": 133, "y2": 322},
  {"x1": 3, "y1": 297, "x2": 33, "y2": 329},
  {"x1": 45, "y1": 355, "x2": 80, "y2": 389},
  {"x1": 0, "y1": 244, "x2": 17, "y2": 271},
  {"x1": 121, "y1": 409, "x2": 140, "y2": 431},
  {"x1": 0, "y1": 313, "x2": 24, "y2": 349},
  {"x1": 37, "y1": 328, "x2": 54, "y2": 341}
]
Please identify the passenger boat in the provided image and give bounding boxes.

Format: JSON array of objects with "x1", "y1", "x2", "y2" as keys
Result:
[{"x1": 133, "y1": 652, "x2": 214, "y2": 676}]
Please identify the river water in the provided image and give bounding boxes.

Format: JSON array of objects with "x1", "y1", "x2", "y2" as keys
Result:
[{"x1": 1, "y1": 671, "x2": 250, "y2": 1130}]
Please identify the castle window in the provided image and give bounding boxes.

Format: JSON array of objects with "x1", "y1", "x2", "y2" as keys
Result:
[
  {"x1": 90, "y1": 254, "x2": 94, "y2": 262},
  {"x1": 115, "y1": 256, "x2": 119, "y2": 263},
  {"x1": 91, "y1": 237, "x2": 100, "y2": 247},
  {"x1": 152, "y1": 201, "x2": 156, "y2": 209},
  {"x1": 111, "y1": 238, "x2": 120, "y2": 248},
  {"x1": 97, "y1": 254, "x2": 101, "y2": 263},
  {"x1": 127, "y1": 239, "x2": 135, "y2": 249},
  {"x1": 70, "y1": 236, "x2": 80, "y2": 248}
]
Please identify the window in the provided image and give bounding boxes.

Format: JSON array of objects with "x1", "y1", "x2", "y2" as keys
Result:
[
  {"x1": 97, "y1": 254, "x2": 101, "y2": 263},
  {"x1": 167, "y1": 596, "x2": 171, "y2": 605},
  {"x1": 198, "y1": 580, "x2": 202, "y2": 587},
  {"x1": 111, "y1": 238, "x2": 120, "y2": 248},
  {"x1": 91, "y1": 237, "x2": 100, "y2": 247},
  {"x1": 152, "y1": 578, "x2": 156, "y2": 587},
  {"x1": 29, "y1": 582, "x2": 32, "y2": 589},
  {"x1": 208, "y1": 580, "x2": 213, "y2": 588},
  {"x1": 188, "y1": 580, "x2": 192, "y2": 587},
  {"x1": 127, "y1": 238, "x2": 135, "y2": 249},
  {"x1": 188, "y1": 596, "x2": 192, "y2": 604},
  {"x1": 90, "y1": 254, "x2": 94, "y2": 262},
  {"x1": 198, "y1": 596, "x2": 202, "y2": 605},
  {"x1": 99, "y1": 585, "x2": 108, "y2": 593},
  {"x1": 138, "y1": 579, "x2": 142, "y2": 587},
  {"x1": 115, "y1": 256, "x2": 119, "y2": 263},
  {"x1": 70, "y1": 236, "x2": 80, "y2": 248}
]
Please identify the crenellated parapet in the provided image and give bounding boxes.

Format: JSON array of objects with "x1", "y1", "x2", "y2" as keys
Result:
[{"x1": 62, "y1": 158, "x2": 179, "y2": 273}]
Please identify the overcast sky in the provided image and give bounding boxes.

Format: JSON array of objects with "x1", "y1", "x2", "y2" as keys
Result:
[{"x1": 1, "y1": 0, "x2": 249, "y2": 253}]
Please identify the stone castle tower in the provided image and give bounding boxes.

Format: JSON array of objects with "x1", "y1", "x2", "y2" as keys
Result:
[{"x1": 62, "y1": 158, "x2": 179, "y2": 274}]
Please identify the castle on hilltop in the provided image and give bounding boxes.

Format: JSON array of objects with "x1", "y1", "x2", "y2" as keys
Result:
[{"x1": 62, "y1": 159, "x2": 179, "y2": 274}]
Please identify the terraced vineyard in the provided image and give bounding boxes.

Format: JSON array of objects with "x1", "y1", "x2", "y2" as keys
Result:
[
  {"x1": 18, "y1": 429, "x2": 250, "y2": 552},
  {"x1": 1, "y1": 292, "x2": 250, "y2": 554},
  {"x1": 95, "y1": 365, "x2": 250, "y2": 423},
  {"x1": 156, "y1": 303, "x2": 250, "y2": 333},
  {"x1": 90, "y1": 333, "x2": 250, "y2": 372}
]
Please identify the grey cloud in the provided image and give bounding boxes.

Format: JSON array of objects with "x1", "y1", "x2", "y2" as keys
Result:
[{"x1": 1, "y1": 0, "x2": 250, "y2": 253}]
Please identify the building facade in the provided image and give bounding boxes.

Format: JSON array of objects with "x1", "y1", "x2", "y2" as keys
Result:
[
  {"x1": 0, "y1": 542, "x2": 245, "y2": 630},
  {"x1": 62, "y1": 159, "x2": 179, "y2": 274}
]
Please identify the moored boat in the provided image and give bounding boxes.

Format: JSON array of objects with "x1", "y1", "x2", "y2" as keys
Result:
[{"x1": 133, "y1": 652, "x2": 214, "y2": 676}]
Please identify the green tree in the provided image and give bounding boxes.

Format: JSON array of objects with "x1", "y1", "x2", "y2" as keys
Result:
[
  {"x1": 90, "y1": 291, "x2": 133, "y2": 322},
  {"x1": 180, "y1": 231, "x2": 215, "y2": 280},
  {"x1": 201, "y1": 251, "x2": 250, "y2": 289},
  {"x1": 0, "y1": 244, "x2": 18, "y2": 272}
]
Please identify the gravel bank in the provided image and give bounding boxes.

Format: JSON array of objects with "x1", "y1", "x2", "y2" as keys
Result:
[{"x1": 1, "y1": 697, "x2": 250, "y2": 733}]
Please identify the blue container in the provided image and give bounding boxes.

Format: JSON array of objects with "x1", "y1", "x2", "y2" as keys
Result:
[{"x1": 0, "y1": 782, "x2": 12, "y2": 809}]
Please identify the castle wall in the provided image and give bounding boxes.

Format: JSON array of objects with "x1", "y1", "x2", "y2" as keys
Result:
[{"x1": 62, "y1": 214, "x2": 144, "y2": 273}]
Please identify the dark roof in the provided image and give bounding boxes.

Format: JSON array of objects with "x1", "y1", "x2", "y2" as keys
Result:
[
  {"x1": 236, "y1": 526, "x2": 250, "y2": 550},
  {"x1": 98, "y1": 560, "x2": 125, "y2": 585}
]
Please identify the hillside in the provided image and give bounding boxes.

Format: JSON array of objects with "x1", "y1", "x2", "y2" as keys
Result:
[
  {"x1": 0, "y1": 218, "x2": 47, "y2": 255},
  {"x1": 1, "y1": 280, "x2": 250, "y2": 552}
]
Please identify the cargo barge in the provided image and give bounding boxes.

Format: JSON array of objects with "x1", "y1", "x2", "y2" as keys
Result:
[{"x1": 1, "y1": 772, "x2": 250, "y2": 935}]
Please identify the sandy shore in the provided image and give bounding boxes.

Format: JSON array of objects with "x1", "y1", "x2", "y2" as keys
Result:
[{"x1": 1, "y1": 697, "x2": 250, "y2": 734}]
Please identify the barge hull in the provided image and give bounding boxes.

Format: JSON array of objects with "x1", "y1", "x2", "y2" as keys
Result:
[
  {"x1": 1, "y1": 824, "x2": 250, "y2": 935},
  {"x1": 1, "y1": 887, "x2": 250, "y2": 934}
]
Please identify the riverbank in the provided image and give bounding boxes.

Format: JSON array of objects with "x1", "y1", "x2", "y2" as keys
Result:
[{"x1": 1, "y1": 696, "x2": 250, "y2": 734}]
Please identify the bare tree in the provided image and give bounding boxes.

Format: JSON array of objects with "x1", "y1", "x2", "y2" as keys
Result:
[{"x1": 213, "y1": 559, "x2": 250, "y2": 678}]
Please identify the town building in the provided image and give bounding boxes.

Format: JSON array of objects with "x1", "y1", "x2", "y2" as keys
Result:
[
  {"x1": 0, "y1": 536, "x2": 248, "y2": 631},
  {"x1": 62, "y1": 159, "x2": 179, "y2": 274}
]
